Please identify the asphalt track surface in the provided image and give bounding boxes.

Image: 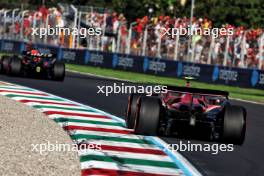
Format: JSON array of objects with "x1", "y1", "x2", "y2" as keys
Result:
[{"x1": 0, "y1": 71, "x2": 263, "y2": 176}]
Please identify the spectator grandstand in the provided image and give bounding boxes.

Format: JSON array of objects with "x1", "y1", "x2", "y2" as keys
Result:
[{"x1": 0, "y1": 4, "x2": 263, "y2": 70}]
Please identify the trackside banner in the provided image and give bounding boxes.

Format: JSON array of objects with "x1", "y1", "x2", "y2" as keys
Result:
[{"x1": 0, "y1": 39, "x2": 263, "y2": 89}]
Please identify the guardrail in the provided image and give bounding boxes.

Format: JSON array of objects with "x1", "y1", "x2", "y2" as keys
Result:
[{"x1": 0, "y1": 39, "x2": 264, "y2": 89}]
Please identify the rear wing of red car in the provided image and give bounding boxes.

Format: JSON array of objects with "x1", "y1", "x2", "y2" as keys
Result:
[
  {"x1": 166, "y1": 85, "x2": 229, "y2": 97},
  {"x1": 22, "y1": 51, "x2": 56, "y2": 58}
]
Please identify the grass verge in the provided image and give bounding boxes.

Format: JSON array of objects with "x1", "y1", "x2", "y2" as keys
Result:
[{"x1": 66, "y1": 64, "x2": 264, "y2": 103}]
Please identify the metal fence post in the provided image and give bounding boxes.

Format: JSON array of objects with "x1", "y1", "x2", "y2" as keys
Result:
[
  {"x1": 240, "y1": 32, "x2": 247, "y2": 67},
  {"x1": 259, "y1": 34, "x2": 264, "y2": 70},
  {"x1": 3, "y1": 10, "x2": 10, "y2": 39},
  {"x1": 116, "y1": 26, "x2": 121, "y2": 53},
  {"x1": 96, "y1": 35, "x2": 100, "y2": 51},
  {"x1": 12, "y1": 9, "x2": 19, "y2": 39},
  {"x1": 0, "y1": 10, "x2": 3, "y2": 39},
  {"x1": 142, "y1": 28, "x2": 148, "y2": 56},
  {"x1": 157, "y1": 33, "x2": 161, "y2": 58},
  {"x1": 112, "y1": 37, "x2": 116, "y2": 53},
  {"x1": 44, "y1": 14, "x2": 51, "y2": 44},
  {"x1": 32, "y1": 12, "x2": 38, "y2": 42},
  {"x1": 126, "y1": 22, "x2": 137, "y2": 55},
  {"x1": 76, "y1": 11, "x2": 82, "y2": 48},
  {"x1": 89, "y1": 37, "x2": 93, "y2": 50},
  {"x1": 191, "y1": 38, "x2": 195, "y2": 62},
  {"x1": 70, "y1": 5, "x2": 78, "y2": 48},
  {"x1": 173, "y1": 32, "x2": 180, "y2": 61},
  {"x1": 20, "y1": 10, "x2": 28, "y2": 40},
  {"x1": 207, "y1": 36, "x2": 215, "y2": 64},
  {"x1": 223, "y1": 35, "x2": 230, "y2": 66},
  {"x1": 100, "y1": 12, "x2": 107, "y2": 51}
]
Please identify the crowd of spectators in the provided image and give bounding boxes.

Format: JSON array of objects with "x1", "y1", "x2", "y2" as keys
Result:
[
  {"x1": 0, "y1": 5, "x2": 263, "y2": 69},
  {"x1": 2, "y1": 6, "x2": 65, "y2": 45},
  {"x1": 113, "y1": 15, "x2": 264, "y2": 69},
  {"x1": 100, "y1": 11, "x2": 264, "y2": 69}
]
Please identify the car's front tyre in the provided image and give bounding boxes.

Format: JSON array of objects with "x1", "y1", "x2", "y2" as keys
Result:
[
  {"x1": 52, "y1": 61, "x2": 65, "y2": 81},
  {"x1": 126, "y1": 93, "x2": 145, "y2": 129}
]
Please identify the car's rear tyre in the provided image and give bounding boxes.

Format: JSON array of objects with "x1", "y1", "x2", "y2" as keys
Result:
[
  {"x1": 8, "y1": 56, "x2": 21, "y2": 76},
  {"x1": 2, "y1": 56, "x2": 11, "y2": 74},
  {"x1": 0, "y1": 58, "x2": 2, "y2": 73},
  {"x1": 53, "y1": 62, "x2": 65, "y2": 81},
  {"x1": 222, "y1": 105, "x2": 246, "y2": 145},
  {"x1": 0, "y1": 55, "x2": 10, "y2": 73},
  {"x1": 126, "y1": 93, "x2": 145, "y2": 129},
  {"x1": 134, "y1": 96, "x2": 161, "y2": 136}
]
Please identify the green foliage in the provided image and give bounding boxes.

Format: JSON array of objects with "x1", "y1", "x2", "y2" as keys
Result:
[
  {"x1": 111, "y1": 0, "x2": 263, "y2": 28},
  {"x1": 0, "y1": 0, "x2": 262, "y2": 28}
]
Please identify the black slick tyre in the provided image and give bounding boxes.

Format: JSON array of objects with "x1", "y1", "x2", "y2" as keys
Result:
[
  {"x1": 134, "y1": 96, "x2": 161, "y2": 136},
  {"x1": 8, "y1": 56, "x2": 21, "y2": 76},
  {"x1": 126, "y1": 93, "x2": 145, "y2": 129},
  {"x1": 222, "y1": 105, "x2": 246, "y2": 145},
  {"x1": 53, "y1": 62, "x2": 65, "y2": 81}
]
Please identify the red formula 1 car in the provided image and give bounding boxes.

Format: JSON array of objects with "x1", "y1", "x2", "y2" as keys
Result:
[
  {"x1": 0, "y1": 49, "x2": 65, "y2": 81},
  {"x1": 126, "y1": 78, "x2": 246, "y2": 145}
]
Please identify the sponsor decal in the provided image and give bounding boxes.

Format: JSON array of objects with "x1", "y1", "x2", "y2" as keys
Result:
[
  {"x1": 182, "y1": 65, "x2": 200, "y2": 77},
  {"x1": 2, "y1": 42, "x2": 14, "y2": 51},
  {"x1": 117, "y1": 57, "x2": 133, "y2": 68},
  {"x1": 62, "y1": 51, "x2": 76, "y2": 61},
  {"x1": 212, "y1": 66, "x2": 238, "y2": 82},
  {"x1": 89, "y1": 53, "x2": 104, "y2": 65},
  {"x1": 251, "y1": 69, "x2": 264, "y2": 86},
  {"x1": 37, "y1": 48, "x2": 51, "y2": 54},
  {"x1": 112, "y1": 54, "x2": 133, "y2": 68},
  {"x1": 149, "y1": 60, "x2": 166, "y2": 73},
  {"x1": 260, "y1": 74, "x2": 264, "y2": 84},
  {"x1": 144, "y1": 58, "x2": 166, "y2": 73},
  {"x1": 219, "y1": 70, "x2": 238, "y2": 81},
  {"x1": 177, "y1": 62, "x2": 200, "y2": 77}
]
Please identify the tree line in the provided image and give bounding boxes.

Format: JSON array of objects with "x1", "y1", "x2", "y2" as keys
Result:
[{"x1": 0, "y1": 0, "x2": 263, "y2": 28}]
